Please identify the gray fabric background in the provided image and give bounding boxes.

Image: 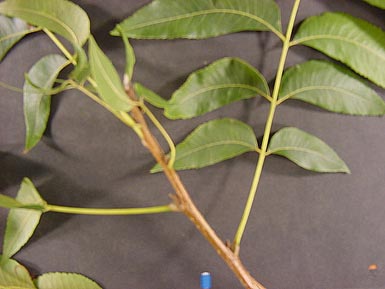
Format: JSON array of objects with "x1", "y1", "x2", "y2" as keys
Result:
[{"x1": 1, "y1": 1, "x2": 385, "y2": 288}]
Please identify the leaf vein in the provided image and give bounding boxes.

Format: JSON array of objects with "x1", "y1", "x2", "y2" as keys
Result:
[
  {"x1": 126, "y1": 9, "x2": 282, "y2": 39},
  {"x1": 292, "y1": 34, "x2": 385, "y2": 61}
]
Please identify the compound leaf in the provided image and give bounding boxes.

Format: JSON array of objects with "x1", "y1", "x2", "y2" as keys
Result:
[
  {"x1": 0, "y1": 0, "x2": 90, "y2": 46},
  {"x1": 89, "y1": 36, "x2": 131, "y2": 111},
  {"x1": 362, "y1": 0, "x2": 385, "y2": 9},
  {"x1": 293, "y1": 12, "x2": 385, "y2": 89},
  {"x1": 3, "y1": 178, "x2": 45, "y2": 260},
  {"x1": 24, "y1": 54, "x2": 68, "y2": 152},
  {"x1": 0, "y1": 15, "x2": 28, "y2": 61},
  {"x1": 35, "y1": 273, "x2": 102, "y2": 289},
  {"x1": 165, "y1": 57, "x2": 270, "y2": 119},
  {"x1": 112, "y1": 0, "x2": 282, "y2": 39},
  {"x1": 268, "y1": 127, "x2": 350, "y2": 173},
  {"x1": 152, "y1": 118, "x2": 258, "y2": 172},
  {"x1": 0, "y1": 257, "x2": 36, "y2": 289},
  {"x1": 279, "y1": 60, "x2": 385, "y2": 115}
]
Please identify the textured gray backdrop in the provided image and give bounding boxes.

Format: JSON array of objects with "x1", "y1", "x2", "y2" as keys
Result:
[{"x1": 1, "y1": 0, "x2": 385, "y2": 288}]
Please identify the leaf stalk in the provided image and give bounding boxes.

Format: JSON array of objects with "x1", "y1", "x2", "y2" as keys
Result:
[
  {"x1": 43, "y1": 28, "x2": 75, "y2": 64},
  {"x1": 140, "y1": 103, "x2": 176, "y2": 168},
  {"x1": 232, "y1": 0, "x2": 302, "y2": 253},
  {"x1": 45, "y1": 203, "x2": 175, "y2": 215}
]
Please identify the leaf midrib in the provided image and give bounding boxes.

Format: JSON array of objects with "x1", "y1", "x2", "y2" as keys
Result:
[
  {"x1": 292, "y1": 34, "x2": 385, "y2": 61},
  {"x1": 170, "y1": 84, "x2": 267, "y2": 106},
  {"x1": 177, "y1": 139, "x2": 256, "y2": 161},
  {"x1": 268, "y1": 146, "x2": 342, "y2": 166},
  {"x1": 90, "y1": 49, "x2": 128, "y2": 107},
  {"x1": 0, "y1": 7, "x2": 78, "y2": 44},
  {"x1": 125, "y1": 9, "x2": 282, "y2": 38},
  {"x1": 4, "y1": 210, "x2": 41, "y2": 259},
  {"x1": 0, "y1": 29, "x2": 29, "y2": 43},
  {"x1": 26, "y1": 58, "x2": 69, "y2": 135},
  {"x1": 279, "y1": 85, "x2": 375, "y2": 104}
]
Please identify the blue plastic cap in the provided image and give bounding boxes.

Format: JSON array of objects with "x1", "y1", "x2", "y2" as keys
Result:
[{"x1": 200, "y1": 272, "x2": 212, "y2": 289}]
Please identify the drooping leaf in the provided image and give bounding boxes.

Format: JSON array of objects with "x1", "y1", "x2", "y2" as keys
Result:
[
  {"x1": 268, "y1": 127, "x2": 350, "y2": 173},
  {"x1": 152, "y1": 118, "x2": 258, "y2": 172},
  {"x1": 0, "y1": 15, "x2": 28, "y2": 61},
  {"x1": 134, "y1": 83, "x2": 167, "y2": 109},
  {"x1": 279, "y1": 60, "x2": 385, "y2": 115},
  {"x1": 3, "y1": 178, "x2": 45, "y2": 260},
  {"x1": 165, "y1": 57, "x2": 270, "y2": 119},
  {"x1": 362, "y1": 0, "x2": 385, "y2": 9},
  {"x1": 111, "y1": 0, "x2": 282, "y2": 40},
  {"x1": 35, "y1": 273, "x2": 102, "y2": 289},
  {"x1": 69, "y1": 46, "x2": 90, "y2": 83},
  {"x1": 88, "y1": 36, "x2": 132, "y2": 111},
  {"x1": 0, "y1": 194, "x2": 45, "y2": 211},
  {"x1": 293, "y1": 12, "x2": 385, "y2": 89},
  {"x1": 0, "y1": 256, "x2": 36, "y2": 289},
  {"x1": 0, "y1": 0, "x2": 90, "y2": 46},
  {"x1": 23, "y1": 54, "x2": 68, "y2": 152}
]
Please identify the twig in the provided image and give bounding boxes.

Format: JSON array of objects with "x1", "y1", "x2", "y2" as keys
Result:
[{"x1": 125, "y1": 83, "x2": 266, "y2": 289}]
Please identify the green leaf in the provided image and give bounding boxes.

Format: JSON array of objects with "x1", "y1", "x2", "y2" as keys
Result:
[
  {"x1": 0, "y1": 195, "x2": 23, "y2": 209},
  {"x1": 23, "y1": 54, "x2": 68, "y2": 152},
  {"x1": 0, "y1": 257, "x2": 36, "y2": 289},
  {"x1": 362, "y1": 0, "x2": 385, "y2": 9},
  {"x1": 0, "y1": 0, "x2": 90, "y2": 46},
  {"x1": 88, "y1": 36, "x2": 131, "y2": 111},
  {"x1": 69, "y1": 46, "x2": 90, "y2": 83},
  {"x1": 279, "y1": 60, "x2": 385, "y2": 115},
  {"x1": 0, "y1": 194, "x2": 45, "y2": 211},
  {"x1": 0, "y1": 15, "x2": 28, "y2": 61},
  {"x1": 293, "y1": 12, "x2": 385, "y2": 89},
  {"x1": 134, "y1": 83, "x2": 167, "y2": 109},
  {"x1": 35, "y1": 273, "x2": 102, "y2": 289},
  {"x1": 3, "y1": 178, "x2": 45, "y2": 260},
  {"x1": 115, "y1": 26, "x2": 136, "y2": 82},
  {"x1": 268, "y1": 127, "x2": 350, "y2": 173},
  {"x1": 165, "y1": 57, "x2": 270, "y2": 119},
  {"x1": 152, "y1": 118, "x2": 258, "y2": 172},
  {"x1": 111, "y1": 0, "x2": 282, "y2": 40}
]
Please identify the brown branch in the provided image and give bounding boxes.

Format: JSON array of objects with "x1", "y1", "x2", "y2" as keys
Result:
[{"x1": 125, "y1": 84, "x2": 266, "y2": 289}]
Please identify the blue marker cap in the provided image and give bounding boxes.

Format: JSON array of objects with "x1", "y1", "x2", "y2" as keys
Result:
[{"x1": 200, "y1": 272, "x2": 212, "y2": 289}]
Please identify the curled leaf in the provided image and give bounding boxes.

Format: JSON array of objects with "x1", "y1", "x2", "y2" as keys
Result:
[
  {"x1": 116, "y1": 26, "x2": 136, "y2": 82},
  {"x1": 69, "y1": 46, "x2": 90, "y2": 83},
  {"x1": 134, "y1": 83, "x2": 167, "y2": 109}
]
